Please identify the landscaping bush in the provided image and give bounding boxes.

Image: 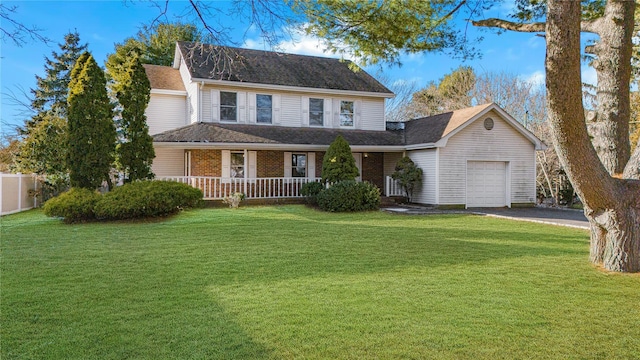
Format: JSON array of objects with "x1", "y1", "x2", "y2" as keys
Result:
[
  {"x1": 43, "y1": 187, "x2": 101, "y2": 223},
  {"x1": 300, "y1": 181, "x2": 324, "y2": 205},
  {"x1": 317, "y1": 180, "x2": 380, "y2": 212},
  {"x1": 94, "y1": 181, "x2": 203, "y2": 220}
]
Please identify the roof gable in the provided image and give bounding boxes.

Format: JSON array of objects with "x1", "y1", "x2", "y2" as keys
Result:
[
  {"x1": 175, "y1": 42, "x2": 393, "y2": 95},
  {"x1": 143, "y1": 64, "x2": 185, "y2": 92},
  {"x1": 404, "y1": 103, "x2": 546, "y2": 150}
]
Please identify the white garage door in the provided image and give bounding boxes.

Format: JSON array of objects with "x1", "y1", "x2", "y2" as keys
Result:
[{"x1": 466, "y1": 161, "x2": 507, "y2": 208}]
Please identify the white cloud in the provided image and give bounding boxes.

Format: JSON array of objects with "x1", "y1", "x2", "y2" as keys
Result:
[
  {"x1": 522, "y1": 70, "x2": 545, "y2": 87},
  {"x1": 243, "y1": 25, "x2": 361, "y2": 62}
]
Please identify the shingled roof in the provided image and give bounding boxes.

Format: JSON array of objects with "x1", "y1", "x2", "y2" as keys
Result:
[
  {"x1": 143, "y1": 64, "x2": 185, "y2": 92},
  {"x1": 153, "y1": 122, "x2": 404, "y2": 147},
  {"x1": 404, "y1": 103, "x2": 494, "y2": 145},
  {"x1": 176, "y1": 42, "x2": 393, "y2": 94}
]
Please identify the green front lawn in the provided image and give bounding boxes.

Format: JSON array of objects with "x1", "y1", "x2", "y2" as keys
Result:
[{"x1": 2, "y1": 206, "x2": 638, "y2": 359}]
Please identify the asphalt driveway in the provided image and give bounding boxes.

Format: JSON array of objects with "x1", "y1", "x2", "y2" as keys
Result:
[
  {"x1": 469, "y1": 207, "x2": 589, "y2": 229},
  {"x1": 382, "y1": 205, "x2": 589, "y2": 229}
]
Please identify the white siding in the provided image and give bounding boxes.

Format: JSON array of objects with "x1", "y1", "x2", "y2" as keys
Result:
[
  {"x1": 383, "y1": 152, "x2": 402, "y2": 179},
  {"x1": 152, "y1": 148, "x2": 185, "y2": 176},
  {"x1": 407, "y1": 150, "x2": 438, "y2": 204},
  {"x1": 437, "y1": 110, "x2": 536, "y2": 206},
  {"x1": 199, "y1": 84, "x2": 387, "y2": 130},
  {"x1": 360, "y1": 99, "x2": 386, "y2": 131},
  {"x1": 180, "y1": 60, "x2": 198, "y2": 124},
  {"x1": 146, "y1": 94, "x2": 188, "y2": 135}
]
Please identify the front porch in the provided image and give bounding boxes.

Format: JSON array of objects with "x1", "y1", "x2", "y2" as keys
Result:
[{"x1": 158, "y1": 176, "x2": 404, "y2": 200}]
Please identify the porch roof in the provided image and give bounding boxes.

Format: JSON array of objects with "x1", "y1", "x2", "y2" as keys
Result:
[{"x1": 153, "y1": 122, "x2": 404, "y2": 147}]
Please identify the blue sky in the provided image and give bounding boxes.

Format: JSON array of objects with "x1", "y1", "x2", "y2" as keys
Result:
[{"x1": 0, "y1": 1, "x2": 596, "y2": 137}]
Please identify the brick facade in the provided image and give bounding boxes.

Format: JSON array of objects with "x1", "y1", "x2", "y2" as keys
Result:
[
  {"x1": 257, "y1": 150, "x2": 284, "y2": 177},
  {"x1": 362, "y1": 152, "x2": 384, "y2": 190},
  {"x1": 188, "y1": 149, "x2": 384, "y2": 191},
  {"x1": 190, "y1": 149, "x2": 222, "y2": 176}
]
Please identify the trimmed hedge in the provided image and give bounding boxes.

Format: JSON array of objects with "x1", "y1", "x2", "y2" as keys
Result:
[
  {"x1": 317, "y1": 180, "x2": 380, "y2": 212},
  {"x1": 94, "y1": 181, "x2": 203, "y2": 220},
  {"x1": 43, "y1": 188, "x2": 101, "y2": 223},
  {"x1": 300, "y1": 181, "x2": 325, "y2": 205},
  {"x1": 43, "y1": 181, "x2": 203, "y2": 222}
]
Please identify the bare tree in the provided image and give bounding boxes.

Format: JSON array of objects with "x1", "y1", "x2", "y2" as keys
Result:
[{"x1": 0, "y1": 3, "x2": 50, "y2": 46}]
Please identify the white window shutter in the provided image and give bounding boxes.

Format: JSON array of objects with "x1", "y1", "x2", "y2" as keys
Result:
[
  {"x1": 248, "y1": 151, "x2": 257, "y2": 178},
  {"x1": 211, "y1": 90, "x2": 220, "y2": 122},
  {"x1": 273, "y1": 94, "x2": 281, "y2": 125},
  {"x1": 354, "y1": 100, "x2": 362, "y2": 129},
  {"x1": 333, "y1": 99, "x2": 340, "y2": 128},
  {"x1": 324, "y1": 98, "x2": 332, "y2": 127},
  {"x1": 301, "y1": 96, "x2": 309, "y2": 127},
  {"x1": 307, "y1": 152, "x2": 316, "y2": 179},
  {"x1": 221, "y1": 150, "x2": 231, "y2": 178},
  {"x1": 248, "y1": 92, "x2": 256, "y2": 123},
  {"x1": 237, "y1": 91, "x2": 247, "y2": 123},
  {"x1": 284, "y1": 152, "x2": 292, "y2": 177}
]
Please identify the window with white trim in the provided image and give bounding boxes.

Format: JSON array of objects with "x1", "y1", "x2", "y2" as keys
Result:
[
  {"x1": 230, "y1": 152, "x2": 244, "y2": 178},
  {"x1": 256, "y1": 94, "x2": 272, "y2": 124},
  {"x1": 309, "y1": 98, "x2": 324, "y2": 126},
  {"x1": 292, "y1": 153, "x2": 307, "y2": 177},
  {"x1": 220, "y1": 91, "x2": 237, "y2": 121},
  {"x1": 340, "y1": 100, "x2": 354, "y2": 127}
]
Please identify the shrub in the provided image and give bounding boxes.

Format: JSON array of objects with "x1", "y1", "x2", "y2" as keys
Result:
[
  {"x1": 43, "y1": 187, "x2": 101, "y2": 223},
  {"x1": 222, "y1": 192, "x2": 245, "y2": 209},
  {"x1": 317, "y1": 180, "x2": 380, "y2": 212},
  {"x1": 300, "y1": 181, "x2": 324, "y2": 205},
  {"x1": 391, "y1": 156, "x2": 423, "y2": 201},
  {"x1": 94, "y1": 181, "x2": 203, "y2": 220},
  {"x1": 321, "y1": 135, "x2": 359, "y2": 183}
]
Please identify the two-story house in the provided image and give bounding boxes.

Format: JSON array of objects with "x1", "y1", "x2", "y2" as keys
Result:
[{"x1": 146, "y1": 42, "x2": 545, "y2": 208}]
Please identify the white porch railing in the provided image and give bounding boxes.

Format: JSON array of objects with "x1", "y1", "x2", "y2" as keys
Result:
[
  {"x1": 385, "y1": 176, "x2": 404, "y2": 197},
  {"x1": 158, "y1": 176, "x2": 322, "y2": 200}
]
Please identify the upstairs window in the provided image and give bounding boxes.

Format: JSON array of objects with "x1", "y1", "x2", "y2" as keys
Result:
[
  {"x1": 292, "y1": 153, "x2": 307, "y2": 177},
  {"x1": 220, "y1": 92, "x2": 237, "y2": 122},
  {"x1": 256, "y1": 94, "x2": 273, "y2": 124},
  {"x1": 340, "y1": 100, "x2": 354, "y2": 127},
  {"x1": 309, "y1": 98, "x2": 324, "y2": 126}
]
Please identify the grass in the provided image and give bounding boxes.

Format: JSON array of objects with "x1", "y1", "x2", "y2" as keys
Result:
[{"x1": 2, "y1": 206, "x2": 639, "y2": 359}]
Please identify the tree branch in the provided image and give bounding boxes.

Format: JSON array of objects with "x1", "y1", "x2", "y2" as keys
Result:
[
  {"x1": 473, "y1": 17, "x2": 601, "y2": 35},
  {"x1": 472, "y1": 18, "x2": 545, "y2": 32}
]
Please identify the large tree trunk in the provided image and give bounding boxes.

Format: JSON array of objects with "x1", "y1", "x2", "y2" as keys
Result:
[
  {"x1": 546, "y1": 0, "x2": 640, "y2": 272},
  {"x1": 586, "y1": 1, "x2": 634, "y2": 175}
]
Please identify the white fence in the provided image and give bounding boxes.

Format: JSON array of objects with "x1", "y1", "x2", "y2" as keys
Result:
[
  {"x1": 1, "y1": 173, "x2": 39, "y2": 216},
  {"x1": 158, "y1": 176, "x2": 323, "y2": 200},
  {"x1": 385, "y1": 176, "x2": 404, "y2": 197}
]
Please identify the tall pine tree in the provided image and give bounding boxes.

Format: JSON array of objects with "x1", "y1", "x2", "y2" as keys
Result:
[
  {"x1": 113, "y1": 53, "x2": 155, "y2": 182},
  {"x1": 67, "y1": 52, "x2": 116, "y2": 190},
  {"x1": 16, "y1": 32, "x2": 87, "y2": 176},
  {"x1": 29, "y1": 31, "x2": 88, "y2": 125}
]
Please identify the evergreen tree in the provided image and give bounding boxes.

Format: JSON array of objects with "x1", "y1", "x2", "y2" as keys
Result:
[
  {"x1": 391, "y1": 157, "x2": 423, "y2": 201},
  {"x1": 67, "y1": 52, "x2": 116, "y2": 190},
  {"x1": 321, "y1": 135, "x2": 358, "y2": 183},
  {"x1": 114, "y1": 53, "x2": 155, "y2": 182},
  {"x1": 29, "y1": 31, "x2": 88, "y2": 124},
  {"x1": 16, "y1": 32, "x2": 87, "y2": 177}
]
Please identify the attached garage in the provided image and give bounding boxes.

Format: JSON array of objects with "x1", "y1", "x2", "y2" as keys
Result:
[
  {"x1": 466, "y1": 161, "x2": 507, "y2": 208},
  {"x1": 405, "y1": 103, "x2": 546, "y2": 208}
]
